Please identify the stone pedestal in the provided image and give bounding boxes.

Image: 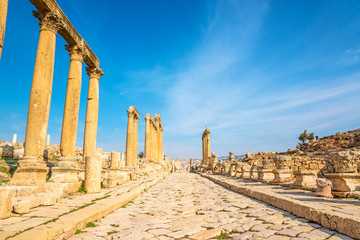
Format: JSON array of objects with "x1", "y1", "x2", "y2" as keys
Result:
[
  {"x1": 241, "y1": 166, "x2": 251, "y2": 179},
  {"x1": 250, "y1": 165, "x2": 258, "y2": 180},
  {"x1": 325, "y1": 173, "x2": 360, "y2": 192},
  {"x1": 292, "y1": 170, "x2": 317, "y2": 187},
  {"x1": 50, "y1": 157, "x2": 80, "y2": 183},
  {"x1": 9, "y1": 157, "x2": 48, "y2": 186},
  {"x1": 234, "y1": 164, "x2": 242, "y2": 178},
  {"x1": 258, "y1": 168, "x2": 275, "y2": 183},
  {"x1": 84, "y1": 156, "x2": 101, "y2": 193},
  {"x1": 272, "y1": 169, "x2": 293, "y2": 183},
  {"x1": 229, "y1": 164, "x2": 236, "y2": 177}
]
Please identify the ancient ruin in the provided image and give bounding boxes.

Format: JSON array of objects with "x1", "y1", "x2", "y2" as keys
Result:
[
  {"x1": 201, "y1": 127, "x2": 210, "y2": 165},
  {"x1": 1, "y1": 0, "x2": 360, "y2": 239},
  {"x1": 144, "y1": 113, "x2": 164, "y2": 163},
  {"x1": 125, "y1": 106, "x2": 140, "y2": 168}
]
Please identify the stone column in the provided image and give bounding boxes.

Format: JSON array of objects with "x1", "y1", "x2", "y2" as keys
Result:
[
  {"x1": 110, "y1": 151, "x2": 120, "y2": 169},
  {"x1": 133, "y1": 115, "x2": 139, "y2": 167},
  {"x1": 160, "y1": 129, "x2": 164, "y2": 161},
  {"x1": 12, "y1": 134, "x2": 17, "y2": 144},
  {"x1": 83, "y1": 66, "x2": 103, "y2": 193},
  {"x1": 125, "y1": 106, "x2": 139, "y2": 168},
  {"x1": 150, "y1": 123, "x2": 154, "y2": 160},
  {"x1": 125, "y1": 108, "x2": 134, "y2": 167},
  {"x1": 0, "y1": 0, "x2": 8, "y2": 60},
  {"x1": 10, "y1": 10, "x2": 65, "y2": 186},
  {"x1": 51, "y1": 44, "x2": 84, "y2": 183},
  {"x1": 201, "y1": 128, "x2": 210, "y2": 165},
  {"x1": 144, "y1": 114, "x2": 151, "y2": 159}
]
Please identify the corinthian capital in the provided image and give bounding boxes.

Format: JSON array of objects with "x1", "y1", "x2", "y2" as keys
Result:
[
  {"x1": 65, "y1": 44, "x2": 84, "y2": 62},
  {"x1": 33, "y1": 10, "x2": 65, "y2": 33},
  {"x1": 85, "y1": 66, "x2": 104, "y2": 79}
]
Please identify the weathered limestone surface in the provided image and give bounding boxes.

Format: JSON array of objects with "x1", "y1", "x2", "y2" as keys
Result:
[
  {"x1": 10, "y1": 10, "x2": 65, "y2": 186},
  {"x1": 0, "y1": 173, "x2": 167, "y2": 240},
  {"x1": 68, "y1": 172, "x2": 354, "y2": 240},
  {"x1": 0, "y1": 187, "x2": 13, "y2": 219},
  {"x1": 200, "y1": 172, "x2": 360, "y2": 239}
]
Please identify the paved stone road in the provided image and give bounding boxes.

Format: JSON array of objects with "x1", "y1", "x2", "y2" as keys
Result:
[{"x1": 69, "y1": 172, "x2": 353, "y2": 240}]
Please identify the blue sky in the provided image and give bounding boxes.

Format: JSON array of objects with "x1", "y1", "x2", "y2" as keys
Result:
[{"x1": 1, "y1": 0, "x2": 360, "y2": 159}]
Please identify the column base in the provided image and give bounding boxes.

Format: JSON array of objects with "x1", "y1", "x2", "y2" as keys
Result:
[
  {"x1": 272, "y1": 169, "x2": 293, "y2": 183},
  {"x1": 325, "y1": 173, "x2": 360, "y2": 192},
  {"x1": 258, "y1": 168, "x2": 275, "y2": 183},
  {"x1": 9, "y1": 156, "x2": 48, "y2": 186},
  {"x1": 292, "y1": 170, "x2": 317, "y2": 188},
  {"x1": 50, "y1": 157, "x2": 80, "y2": 183}
]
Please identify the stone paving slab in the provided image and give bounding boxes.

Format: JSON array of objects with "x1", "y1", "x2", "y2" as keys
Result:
[
  {"x1": 0, "y1": 171, "x2": 168, "y2": 240},
  {"x1": 200, "y1": 173, "x2": 360, "y2": 239},
  {"x1": 67, "y1": 171, "x2": 354, "y2": 240}
]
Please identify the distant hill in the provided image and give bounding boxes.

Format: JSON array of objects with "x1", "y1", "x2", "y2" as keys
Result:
[{"x1": 218, "y1": 154, "x2": 245, "y2": 161}]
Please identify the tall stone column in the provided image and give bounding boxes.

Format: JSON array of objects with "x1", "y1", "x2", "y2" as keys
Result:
[
  {"x1": 144, "y1": 114, "x2": 151, "y2": 159},
  {"x1": 12, "y1": 134, "x2": 17, "y2": 144},
  {"x1": 10, "y1": 10, "x2": 65, "y2": 186},
  {"x1": 133, "y1": 115, "x2": 139, "y2": 167},
  {"x1": 201, "y1": 128, "x2": 210, "y2": 165},
  {"x1": 51, "y1": 44, "x2": 84, "y2": 183},
  {"x1": 150, "y1": 124, "x2": 154, "y2": 160},
  {"x1": 0, "y1": 0, "x2": 8, "y2": 60},
  {"x1": 160, "y1": 129, "x2": 164, "y2": 161},
  {"x1": 125, "y1": 106, "x2": 139, "y2": 168},
  {"x1": 84, "y1": 66, "x2": 103, "y2": 193}
]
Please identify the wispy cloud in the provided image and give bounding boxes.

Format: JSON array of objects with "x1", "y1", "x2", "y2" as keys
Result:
[{"x1": 340, "y1": 45, "x2": 360, "y2": 66}]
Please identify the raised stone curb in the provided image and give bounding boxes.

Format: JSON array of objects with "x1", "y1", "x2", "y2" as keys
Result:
[
  {"x1": 5, "y1": 172, "x2": 168, "y2": 240},
  {"x1": 199, "y1": 173, "x2": 360, "y2": 239}
]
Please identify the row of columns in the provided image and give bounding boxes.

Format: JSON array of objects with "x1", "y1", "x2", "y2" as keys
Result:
[
  {"x1": 8, "y1": 10, "x2": 104, "y2": 194},
  {"x1": 144, "y1": 114, "x2": 163, "y2": 163},
  {"x1": 202, "y1": 128, "x2": 210, "y2": 165},
  {"x1": 125, "y1": 106, "x2": 140, "y2": 168}
]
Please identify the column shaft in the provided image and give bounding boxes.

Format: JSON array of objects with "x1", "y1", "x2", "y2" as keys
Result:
[
  {"x1": 125, "y1": 114, "x2": 134, "y2": 167},
  {"x1": 84, "y1": 67, "x2": 103, "y2": 193},
  {"x1": 0, "y1": 0, "x2": 8, "y2": 60},
  {"x1": 144, "y1": 115, "x2": 151, "y2": 159},
  {"x1": 133, "y1": 117, "x2": 138, "y2": 167},
  {"x1": 60, "y1": 45, "x2": 83, "y2": 157}
]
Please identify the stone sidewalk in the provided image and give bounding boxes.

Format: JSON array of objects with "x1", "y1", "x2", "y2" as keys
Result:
[
  {"x1": 68, "y1": 171, "x2": 353, "y2": 240},
  {"x1": 0, "y1": 172, "x2": 168, "y2": 240},
  {"x1": 200, "y1": 173, "x2": 360, "y2": 239}
]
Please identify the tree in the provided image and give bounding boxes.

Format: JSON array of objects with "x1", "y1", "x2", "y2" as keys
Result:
[
  {"x1": 138, "y1": 152, "x2": 144, "y2": 158},
  {"x1": 298, "y1": 130, "x2": 315, "y2": 144},
  {"x1": 308, "y1": 132, "x2": 315, "y2": 141},
  {"x1": 298, "y1": 130, "x2": 308, "y2": 144}
]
